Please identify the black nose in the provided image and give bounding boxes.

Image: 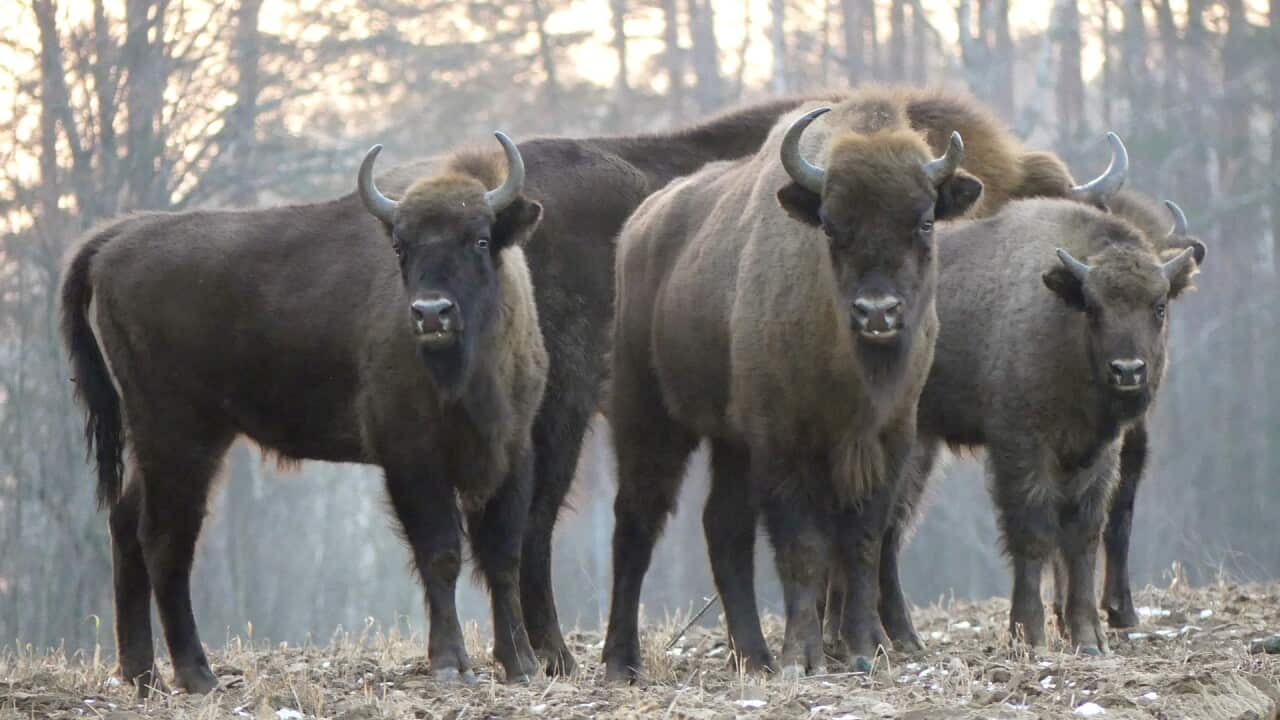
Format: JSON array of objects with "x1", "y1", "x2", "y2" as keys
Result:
[
  {"x1": 852, "y1": 295, "x2": 903, "y2": 333},
  {"x1": 411, "y1": 296, "x2": 456, "y2": 334},
  {"x1": 1109, "y1": 358, "x2": 1146, "y2": 387}
]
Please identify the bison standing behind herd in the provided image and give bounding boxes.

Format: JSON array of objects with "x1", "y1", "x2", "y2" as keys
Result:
[{"x1": 59, "y1": 85, "x2": 1206, "y2": 695}]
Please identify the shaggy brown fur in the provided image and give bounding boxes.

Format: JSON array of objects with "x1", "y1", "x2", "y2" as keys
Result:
[{"x1": 61, "y1": 151, "x2": 548, "y2": 694}]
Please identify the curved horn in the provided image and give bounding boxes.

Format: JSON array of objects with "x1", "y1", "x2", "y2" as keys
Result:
[
  {"x1": 922, "y1": 131, "x2": 965, "y2": 185},
  {"x1": 1071, "y1": 132, "x2": 1129, "y2": 205},
  {"x1": 358, "y1": 145, "x2": 399, "y2": 225},
  {"x1": 483, "y1": 131, "x2": 525, "y2": 213},
  {"x1": 1055, "y1": 247, "x2": 1092, "y2": 281},
  {"x1": 1163, "y1": 199, "x2": 1189, "y2": 237},
  {"x1": 780, "y1": 107, "x2": 831, "y2": 194},
  {"x1": 1161, "y1": 246, "x2": 1196, "y2": 279}
]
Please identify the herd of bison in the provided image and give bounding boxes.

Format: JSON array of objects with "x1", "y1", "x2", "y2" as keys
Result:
[{"x1": 59, "y1": 86, "x2": 1209, "y2": 695}]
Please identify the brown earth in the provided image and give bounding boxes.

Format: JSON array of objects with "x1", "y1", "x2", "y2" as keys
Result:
[{"x1": 3, "y1": 581, "x2": 1278, "y2": 719}]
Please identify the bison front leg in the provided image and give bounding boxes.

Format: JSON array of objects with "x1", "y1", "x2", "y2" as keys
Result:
[
  {"x1": 385, "y1": 470, "x2": 473, "y2": 683},
  {"x1": 764, "y1": 486, "x2": 830, "y2": 679},
  {"x1": 988, "y1": 448, "x2": 1054, "y2": 652},
  {"x1": 831, "y1": 479, "x2": 896, "y2": 672},
  {"x1": 877, "y1": 436, "x2": 938, "y2": 654},
  {"x1": 704, "y1": 440, "x2": 774, "y2": 674},
  {"x1": 1103, "y1": 423, "x2": 1146, "y2": 629},
  {"x1": 467, "y1": 452, "x2": 539, "y2": 683},
  {"x1": 1059, "y1": 471, "x2": 1115, "y2": 656}
]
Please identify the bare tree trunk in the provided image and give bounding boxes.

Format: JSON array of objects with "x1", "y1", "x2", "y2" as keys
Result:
[
  {"x1": 909, "y1": 1, "x2": 927, "y2": 83},
  {"x1": 530, "y1": 0, "x2": 563, "y2": 128},
  {"x1": 889, "y1": 0, "x2": 905, "y2": 82},
  {"x1": 662, "y1": 0, "x2": 684, "y2": 122},
  {"x1": 992, "y1": 0, "x2": 1013, "y2": 117},
  {"x1": 1119, "y1": 0, "x2": 1149, "y2": 123},
  {"x1": 1055, "y1": 0, "x2": 1085, "y2": 147},
  {"x1": 1152, "y1": 0, "x2": 1180, "y2": 126},
  {"x1": 231, "y1": 0, "x2": 262, "y2": 207},
  {"x1": 123, "y1": 0, "x2": 170, "y2": 210},
  {"x1": 866, "y1": 0, "x2": 880, "y2": 78},
  {"x1": 770, "y1": 0, "x2": 788, "y2": 93},
  {"x1": 733, "y1": 0, "x2": 752, "y2": 100},
  {"x1": 687, "y1": 0, "x2": 723, "y2": 112},
  {"x1": 609, "y1": 0, "x2": 631, "y2": 131},
  {"x1": 1099, "y1": 0, "x2": 1113, "y2": 128},
  {"x1": 92, "y1": 0, "x2": 120, "y2": 220},
  {"x1": 1272, "y1": 0, "x2": 1280, "y2": 280},
  {"x1": 842, "y1": 0, "x2": 865, "y2": 84}
]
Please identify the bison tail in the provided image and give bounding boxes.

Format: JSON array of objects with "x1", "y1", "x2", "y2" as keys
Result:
[{"x1": 60, "y1": 226, "x2": 125, "y2": 508}]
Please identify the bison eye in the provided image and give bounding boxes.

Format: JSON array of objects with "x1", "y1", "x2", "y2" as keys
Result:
[
  {"x1": 919, "y1": 220, "x2": 934, "y2": 233},
  {"x1": 1155, "y1": 302, "x2": 1167, "y2": 321},
  {"x1": 476, "y1": 237, "x2": 490, "y2": 251}
]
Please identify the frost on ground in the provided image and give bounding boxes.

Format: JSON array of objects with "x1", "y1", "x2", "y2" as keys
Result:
[{"x1": 3, "y1": 582, "x2": 1278, "y2": 719}]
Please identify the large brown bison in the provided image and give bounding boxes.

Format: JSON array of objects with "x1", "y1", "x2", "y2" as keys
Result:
[
  {"x1": 883, "y1": 198, "x2": 1203, "y2": 654},
  {"x1": 602, "y1": 86, "x2": 1126, "y2": 681},
  {"x1": 62, "y1": 135, "x2": 550, "y2": 692},
  {"x1": 62, "y1": 97, "x2": 824, "y2": 683}
]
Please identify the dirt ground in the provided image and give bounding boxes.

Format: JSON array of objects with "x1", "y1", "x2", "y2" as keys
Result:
[{"x1": 3, "y1": 580, "x2": 1278, "y2": 719}]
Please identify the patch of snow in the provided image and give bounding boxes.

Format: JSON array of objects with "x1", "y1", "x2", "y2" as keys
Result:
[
  {"x1": 105, "y1": 677, "x2": 121, "y2": 687},
  {"x1": 919, "y1": 667, "x2": 935, "y2": 678},
  {"x1": 707, "y1": 646, "x2": 726, "y2": 657},
  {"x1": 1040, "y1": 675, "x2": 1057, "y2": 689},
  {"x1": 809, "y1": 705, "x2": 835, "y2": 715},
  {"x1": 832, "y1": 715, "x2": 862, "y2": 720},
  {"x1": 321, "y1": 661, "x2": 331, "y2": 669},
  {"x1": 530, "y1": 703, "x2": 547, "y2": 714},
  {"x1": 736, "y1": 699, "x2": 767, "y2": 709},
  {"x1": 1198, "y1": 609, "x2": 1213, "y2": 619},
  {"x1": 84, "y1": 699, "x2": 95, "y2": 704},
  {"x1": 1155, "y1": 629, "x2": 1179, "y2": 638},
  {"x1": 1074, "y1": 701, "x2": 1105, "y2": 716},
  {"x1": 1139, "y1": 692, "x2": 1159, "y2": 703},
  {"x1": 573, "y1": 702, "x2": 598, "y2": 711},
  {"x1": 666, "y1": 647, "x2": 684, "y2": 656},
  {"x1": 1137, "y1": 606, "x2": 1170, "y2": 617},
  {"x1": 906, "y1": 663, "x2": 921, "y2": 671},
  {"x1": 950, "y1": 620, "x2": 972, "y2": 630},
  {"x1": 1037, "y1": 661, "x2": 1053, "y2": 668},
  {"x1": 930, "y1": 631, "x2": 944, "y2": 640},
  {"x1": 1127, "y1": 632, "x2": 1150, "y2": 640},
  {"x1": 275, "y1": 710, "x2": 305, "y2": 720}
]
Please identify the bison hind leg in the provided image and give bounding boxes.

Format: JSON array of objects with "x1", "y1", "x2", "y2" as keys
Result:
[
  {"x1": 133, "y1": 431, "x2": 232, "y2": 695},
  {"x1": 108, "y1": 480, "x2": 159, "y2": 697}
]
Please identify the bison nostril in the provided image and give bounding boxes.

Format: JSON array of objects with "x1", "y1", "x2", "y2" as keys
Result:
[
  {"x1": 1109, "y1": 358, "x2": 1146, "y2": 385},
  {"x1": 853, "y1": 296, "x2": 903, "y2": 330},
  {"x1": 411, "y1": 297, "x2": 455, "y2": 321}
]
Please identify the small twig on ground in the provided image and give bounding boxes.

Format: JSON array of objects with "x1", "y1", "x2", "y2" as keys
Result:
[{"x1": 666, "y1": 596, "x2": 720, "y2": 651}]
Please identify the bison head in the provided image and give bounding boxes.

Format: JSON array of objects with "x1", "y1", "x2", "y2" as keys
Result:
[
  {"x1": 775, "y1": 107, "x2": 983, "y2": 356},
  {"x1": 1043, "y1": 239, "x2": 1200, "y2": 409},
  {"x1": 358, "y1": 134, "x2": 542, "y2": 392}
]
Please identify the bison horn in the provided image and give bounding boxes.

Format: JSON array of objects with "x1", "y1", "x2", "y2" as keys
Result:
[
  {"x1": 483, "y1": 131, "x2": 525, "y2": 213},
  {"x1": 1055, "y1": 247, "x2": 1092, "y2": 281},
  {"x1": 1161, "y1": 246, "x2": 1196, "y2": 279},
  {"x1": 923, "y1": 131, "x2": 965, "y2": 185},
  {"x1": 1163, "y1": 199, "x2": 1189, "y2": 237},
  {"x1": 781, "y1": 107, "x2": 831, "y2": 194},
  {"x1": 358, "y1": 144, "x2": 399, "y2": 225},
  {"x1": 1070, "y1": 132, "x2": 1128, "y2": 206}
]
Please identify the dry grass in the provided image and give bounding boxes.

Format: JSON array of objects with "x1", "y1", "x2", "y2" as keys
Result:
[{"x1": 3, "y1": 581, "x2": 1278, "y2": 719}]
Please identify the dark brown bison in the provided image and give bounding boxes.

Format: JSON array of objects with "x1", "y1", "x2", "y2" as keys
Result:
[
  {"x1": 602, "y1": 86, "x2": 1125, "y2": 681},
  {"x1": 885, "y1": 198, "x2": 1203, "y2": 654},
  {"x1": 62, "y1": 135, "x2": 549, "y2": 692}
]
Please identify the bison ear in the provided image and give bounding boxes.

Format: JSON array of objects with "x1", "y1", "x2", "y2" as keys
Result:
[
  {"x1": 1042, "y1": 267, "x2": 1087, "y2": 310},
  {"x1": 1162, "y1": 246, "x2": 1202, "y2": 299},
  {"x1": 492, "y1": 198, "x2": 543, "y2": 249},
  {"x1": 935, "y1": 172, "x2": 983, "y2": 220},
  {"x1": 776, "y1": 182, "x2": 823, "y2": 226}
]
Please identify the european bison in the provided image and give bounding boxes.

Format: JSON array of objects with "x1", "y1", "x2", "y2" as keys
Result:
[
  {"x1": 61, "y1": 135, "x2": 549, "y2": 692},
  {"x1": 602, "y1": 87, "x2": 1125, "y2": 681},
  {"x1": 888, "y1": 198, "x2": 1203, "y2": 653}
]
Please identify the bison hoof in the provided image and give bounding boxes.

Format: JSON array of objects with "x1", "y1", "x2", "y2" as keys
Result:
[
  {"x1": 1078, "y1": 644, "x2": 1105, "y2": 657},
  {"x1": 432, "y1": 667, "x2": 478, "y2": 684},
  {"x1": 537, "y1": 646, "x2": 577, "y2": 677},
  {"x1": 780, "y1": 664, "x2": 806, "y2": 682},
  {"x1": 852, "y1": 655, "x2": 874, "y2": 674},
  {"x1": 173, "y1": 664, "x2": 219, "y2": 695},
  {"x1": 603, "y1": 662, "x2": 640, "y2": 685},
  {"x1": 1106, "y1": 605, "x2": 1140, "y2": 629}
]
